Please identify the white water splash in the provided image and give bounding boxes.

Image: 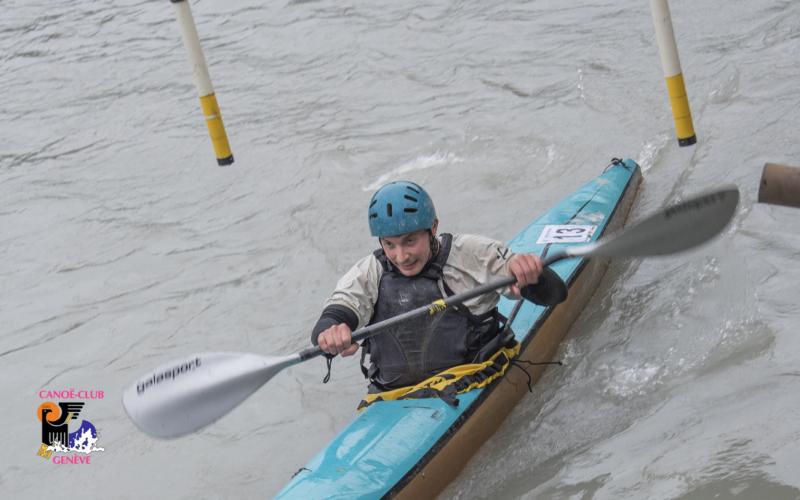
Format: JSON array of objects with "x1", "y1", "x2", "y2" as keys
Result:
[
  {"x1": 602, "y1": 362, "x2": 663, "y2": 399},
  {"x1": 636, "y1": 134, "x2": 670, "y2": 173},
  {"x1": 363, "y1": 150, "x2": 462, "y2": 191}
]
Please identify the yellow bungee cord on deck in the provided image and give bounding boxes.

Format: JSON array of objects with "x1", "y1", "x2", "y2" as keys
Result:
[{"x1": 357, "y1": 342, "x2": 521, "y2": 410}]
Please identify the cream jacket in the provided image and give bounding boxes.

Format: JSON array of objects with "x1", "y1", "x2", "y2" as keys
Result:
[{"x1": 323, "y1": 234, "x2": 517, "y2": 329}]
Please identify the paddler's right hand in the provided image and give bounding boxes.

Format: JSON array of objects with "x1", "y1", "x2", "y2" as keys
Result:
[{"x1": 317, "y1": 323, "x2": 359, "y2": 357}]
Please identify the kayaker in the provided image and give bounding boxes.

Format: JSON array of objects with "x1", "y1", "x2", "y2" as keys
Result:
[{"x1": 312, "y1": 180, "x2": 565, "y2": 392}]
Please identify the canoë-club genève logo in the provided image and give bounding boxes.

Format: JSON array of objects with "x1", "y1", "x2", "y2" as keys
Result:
[{"x1": 36, "y1": 388, "x2": 105, "y2": 464}]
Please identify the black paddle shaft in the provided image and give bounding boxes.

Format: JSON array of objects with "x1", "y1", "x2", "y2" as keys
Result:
[{"x1": 297, "y1": 275, "x2": 523, "y2": 362}]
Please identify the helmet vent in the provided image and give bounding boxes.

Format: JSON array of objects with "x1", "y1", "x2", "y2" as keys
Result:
[
  {"x1": 369, "y1": 199, "x2": 377, "y2": 208},
  {"x1": 404, "y1": 208, "x2": 417, "y2": 213},
  {"x1": 404, "y1": 195, "x2": 418, "y2": 202},
  {"x1": 406, "y1": 186, "x2": 420, "y2": 194},
  {"x1": 386, "y1": 203, "x2": 393, "y2": 217}
]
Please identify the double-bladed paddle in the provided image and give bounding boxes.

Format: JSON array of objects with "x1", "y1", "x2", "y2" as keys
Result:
[{"x1": 122, "y1": 186, "x2": 739, "y2": 439}]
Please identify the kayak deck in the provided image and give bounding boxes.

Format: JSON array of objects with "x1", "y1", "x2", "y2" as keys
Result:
[{"x1": 278, "y1": 158, "x2": 642, "y2": 499}]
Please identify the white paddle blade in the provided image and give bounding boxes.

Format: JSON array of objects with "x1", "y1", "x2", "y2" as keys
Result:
[
  {"x1": 585, "y1": 186, "x2": 740, "y2": 259},
  {"x1": 122, "y1": 352, "x2": 299, "y2": 439}
]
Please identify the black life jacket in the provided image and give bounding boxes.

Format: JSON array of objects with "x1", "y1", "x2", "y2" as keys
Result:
[{"x1": 360, "y1": 233, "x2": 507, "y2": 391}]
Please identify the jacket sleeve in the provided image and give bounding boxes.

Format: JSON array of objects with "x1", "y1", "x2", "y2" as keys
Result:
[
  {"x1": 311, "y1": 305, "x2": 360, "y2": 345},
  {"x1": 443, "y1": 234, "x2": 517, "y2": 312},
  {"x1": 451, "y1": 234, "x2": 566, "y2": 304},
  {"x1": 315, "y1": 254, "x2": 382, "y2": 337}
]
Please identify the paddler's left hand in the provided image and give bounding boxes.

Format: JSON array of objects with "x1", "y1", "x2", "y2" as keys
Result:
[{"x1": 507, "y1": 253, "x2": 543, "y2": 298}]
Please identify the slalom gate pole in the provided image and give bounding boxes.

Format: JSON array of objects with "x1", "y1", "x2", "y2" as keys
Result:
[
  {"x1": 171, "y1": 0, "x2": 234, "y2": 166},
  {"x1": 650, "y1": 0, "x2": 697, "y2": 147}
]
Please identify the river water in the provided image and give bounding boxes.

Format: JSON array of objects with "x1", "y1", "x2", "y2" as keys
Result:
[{"x1": 2, "y1": 0, "x2": 799, "y2": 498}]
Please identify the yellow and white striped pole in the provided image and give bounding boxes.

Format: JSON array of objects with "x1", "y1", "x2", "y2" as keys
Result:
[
  {"x1": 171, "y1": 0, "x2": 234, "y2": 166},
  {"x1": 650, "y1": 0, "x2": 696, "y2": 146}
]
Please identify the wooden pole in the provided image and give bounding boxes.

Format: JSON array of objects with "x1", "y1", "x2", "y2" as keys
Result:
[{"x1": 758, "y1": 163, "x2": 800, "y2": 208}]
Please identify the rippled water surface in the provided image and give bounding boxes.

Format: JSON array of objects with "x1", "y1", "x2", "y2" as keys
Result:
[{"x1": 2, "y1": 0, "x2": 799, "y2": 498}]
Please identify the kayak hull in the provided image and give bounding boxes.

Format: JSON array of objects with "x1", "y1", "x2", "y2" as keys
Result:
[{"x1": 278, "y1": 158, "x2": 642, "y2": 499}]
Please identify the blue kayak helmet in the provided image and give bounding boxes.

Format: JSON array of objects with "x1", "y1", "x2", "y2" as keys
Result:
[{"x1": 368, "y1": 181, "x2": 437, "y2": 237}]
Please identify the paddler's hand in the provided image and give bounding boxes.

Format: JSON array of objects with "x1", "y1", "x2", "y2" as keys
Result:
[
  {"x1": 507, "y1": 253, "x2": 543, "y2": 298},
  {"x1": 317, "y1": 324, "x2": 359, "y2": 357}
]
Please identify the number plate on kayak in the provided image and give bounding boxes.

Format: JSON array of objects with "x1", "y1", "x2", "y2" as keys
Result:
[{"x1": 537, "y1": 225, "x2": 596, "y2": 244}]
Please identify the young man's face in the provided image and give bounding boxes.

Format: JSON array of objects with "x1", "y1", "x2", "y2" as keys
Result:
[{"x1": 380, "y1": 229, "x2": 433, "y2": 277}]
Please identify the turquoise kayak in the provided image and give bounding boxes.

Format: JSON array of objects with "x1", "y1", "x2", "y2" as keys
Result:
[{"x1": 278, "y1": 158, "x2": 642, "y2": 499}]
